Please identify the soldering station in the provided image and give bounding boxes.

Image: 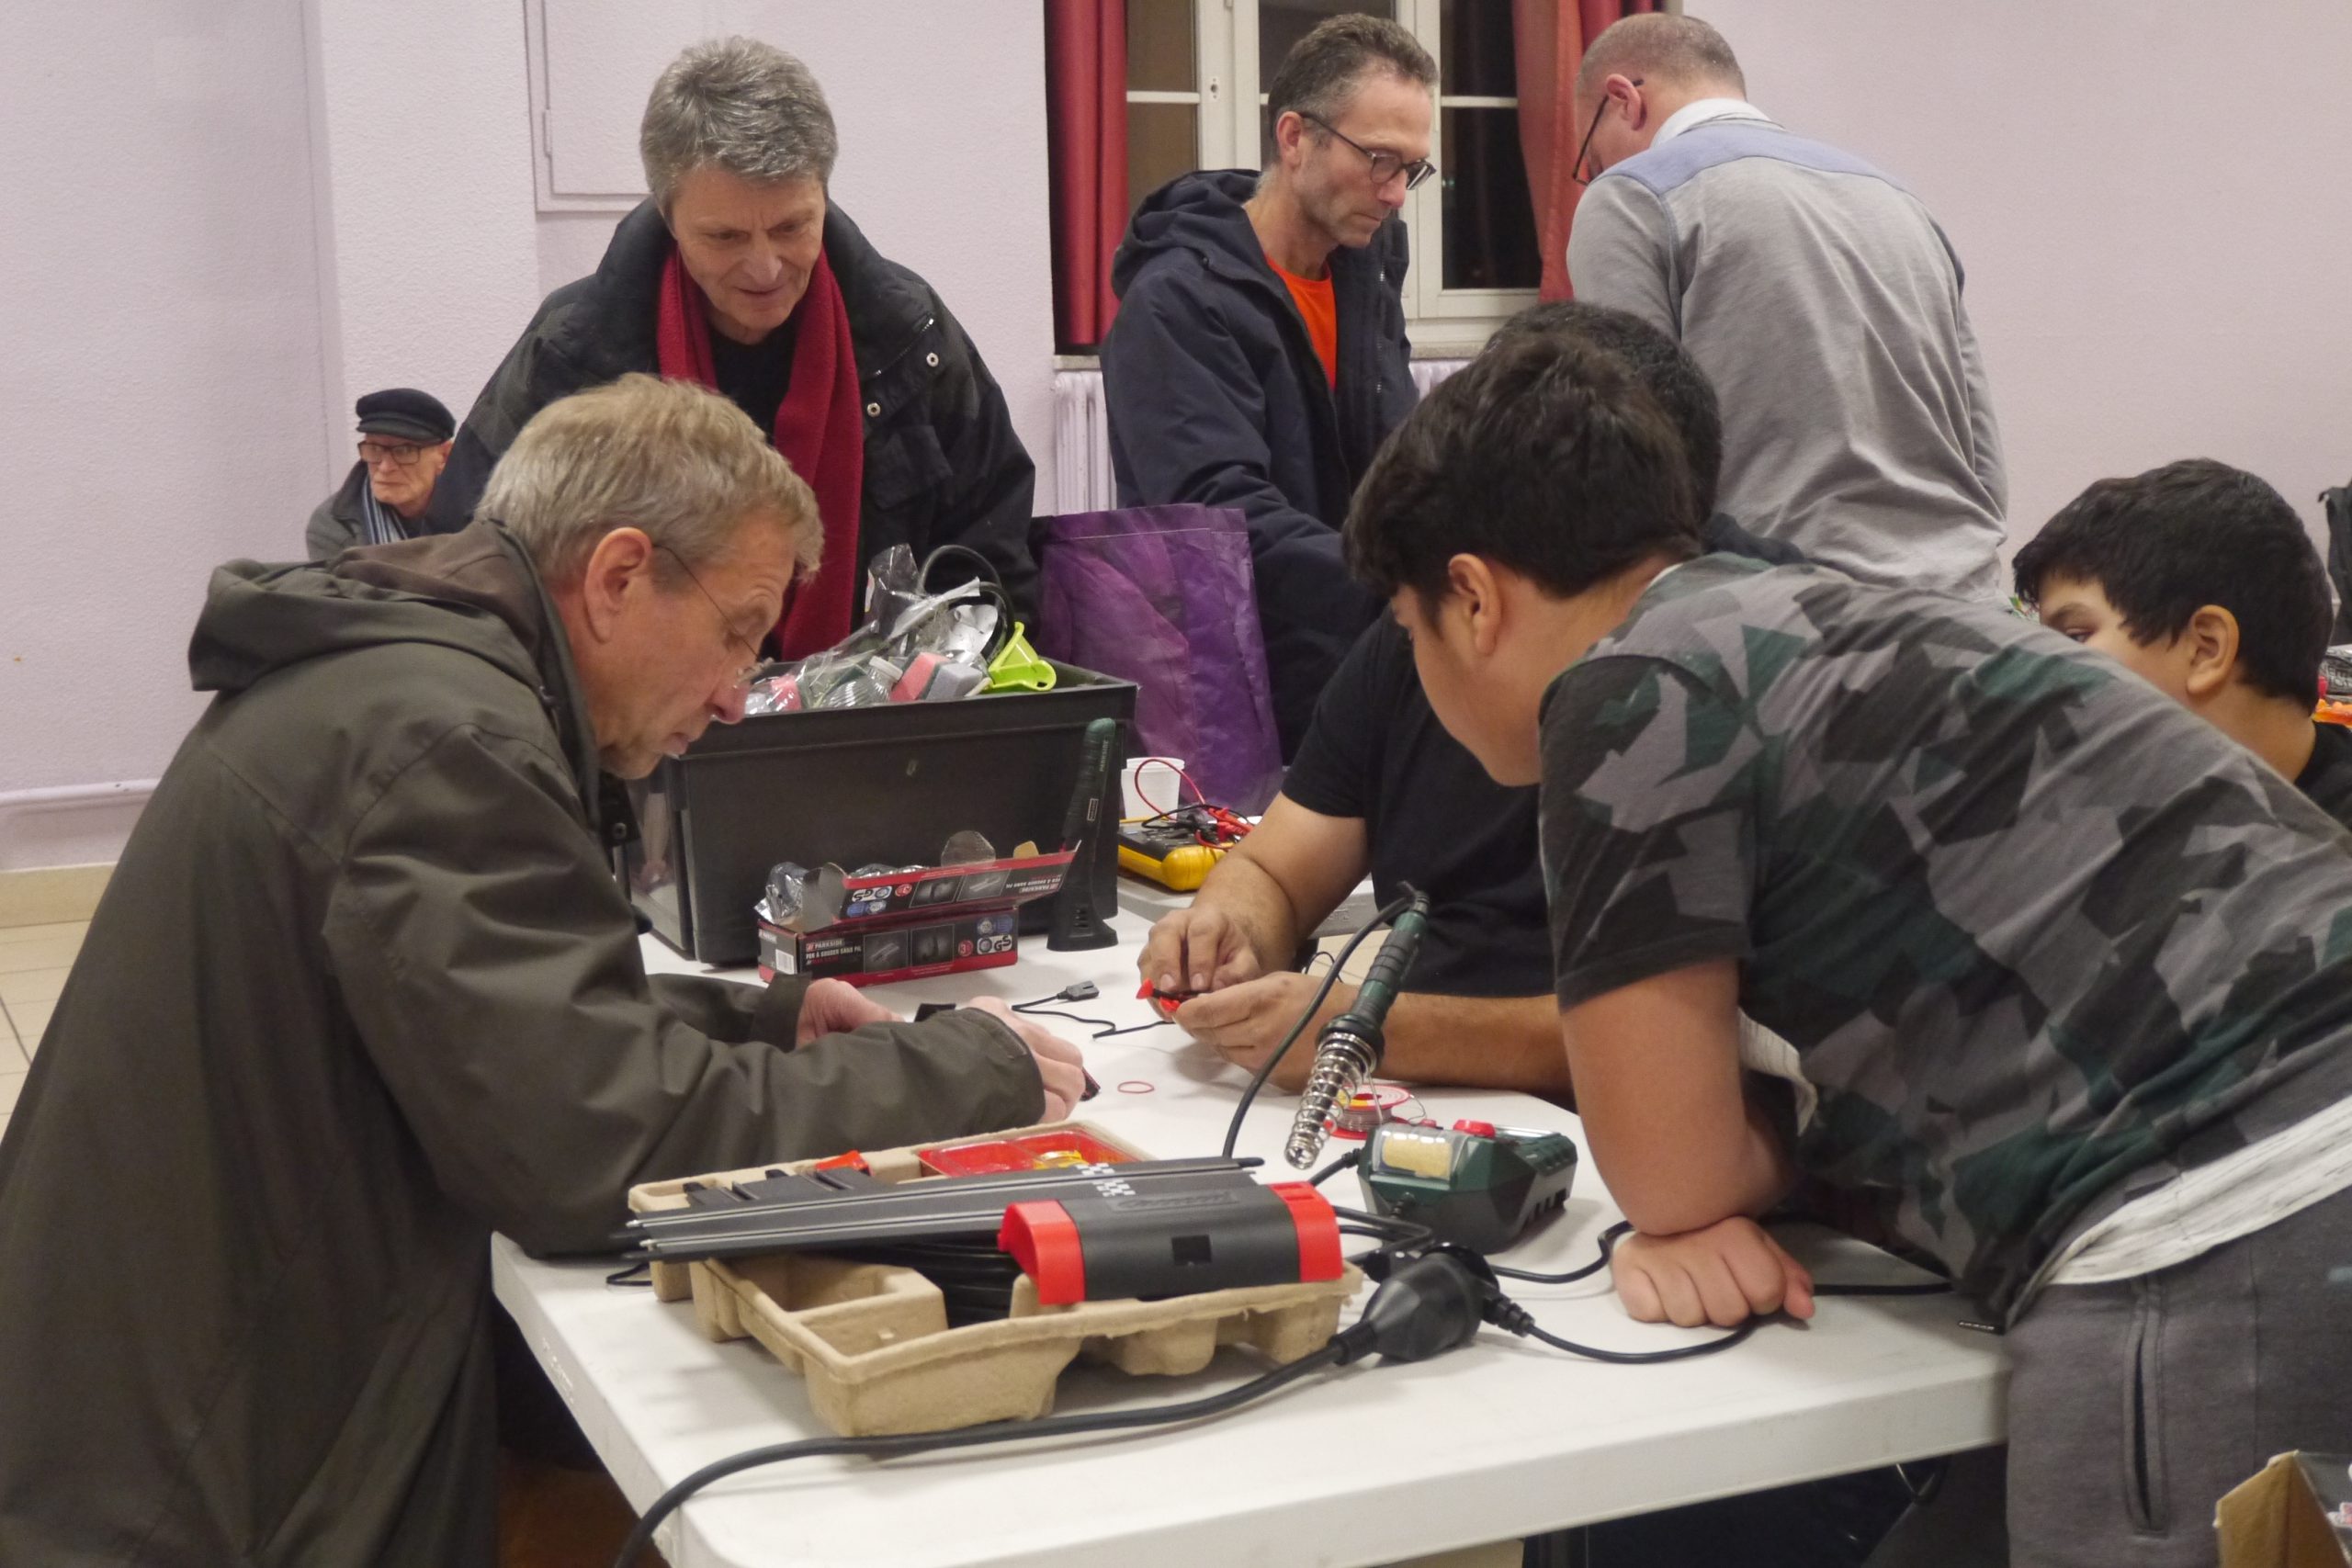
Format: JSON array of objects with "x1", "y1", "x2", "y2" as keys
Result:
[{"x1": 608, "y1": 888, "x2": 1947, "y2": 1568}]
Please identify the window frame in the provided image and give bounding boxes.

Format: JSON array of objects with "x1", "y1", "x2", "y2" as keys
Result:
[{"x1": 1133, "y1": 0, "x2": 1536, "y2": 355}]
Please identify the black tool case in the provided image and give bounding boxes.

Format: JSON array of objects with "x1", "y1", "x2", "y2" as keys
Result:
[{"x1": 624, "y1": 661, "x2": 1136, "y2": 965}]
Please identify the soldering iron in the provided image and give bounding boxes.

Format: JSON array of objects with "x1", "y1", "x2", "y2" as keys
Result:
[{"x1": 1285, "y1": 891, "x2": 1430, "y2": 1168}]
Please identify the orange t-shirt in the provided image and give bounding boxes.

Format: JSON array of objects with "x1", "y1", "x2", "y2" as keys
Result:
[{"x1": 1267, "y1": 256, "x2": 1339, "y2": 389}]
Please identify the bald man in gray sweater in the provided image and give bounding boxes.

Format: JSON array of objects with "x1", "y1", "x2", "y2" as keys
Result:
[{"x1": 1566, "y1": 15, "x2": 2007, "y2": 601}]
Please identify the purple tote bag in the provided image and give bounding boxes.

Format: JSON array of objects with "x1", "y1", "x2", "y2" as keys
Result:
[{"x1": 1033, "y1": 505, "x2": 1283, "y2": 813}]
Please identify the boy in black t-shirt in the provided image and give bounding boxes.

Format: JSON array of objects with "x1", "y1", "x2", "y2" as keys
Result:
[
  {"x1": 2015, "y1": 457, "x2": 2352, "y2": 829},
  {"x1": 1143, "y1": 302, "x2": 1792, "y2": 1096}
]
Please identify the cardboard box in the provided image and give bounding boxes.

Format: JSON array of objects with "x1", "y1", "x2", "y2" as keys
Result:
[
  {"x1": 627, "y1": 1122, "x2": 1363, "y2": 1437},
  {"x1": 756, "y1": 843, "x2": 1079, "y2": 986},
  {"x1": 2219, "y1": 1452, "x2": 2352, "y2": 1567},
  {"x1": 820, "y1": 847, "x2": 1074, "y2": 929},
  {"x1": 757, "y1": 908, "x2": 1023, "y2": 987}
]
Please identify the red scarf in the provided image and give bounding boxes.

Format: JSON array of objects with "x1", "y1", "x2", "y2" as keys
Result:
[{"x1": 655, "y1": 246, "x2": 865, "y2": 655}]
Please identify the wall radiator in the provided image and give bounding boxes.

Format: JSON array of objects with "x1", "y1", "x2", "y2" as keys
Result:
[{"x1": 1052, "y1": 359, "x2": 1466, "y2": 515}]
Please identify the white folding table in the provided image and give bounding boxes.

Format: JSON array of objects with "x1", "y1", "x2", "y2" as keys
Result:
[{"x1": 494, "y1": 888, "x2": 2006, "y2": 1567}]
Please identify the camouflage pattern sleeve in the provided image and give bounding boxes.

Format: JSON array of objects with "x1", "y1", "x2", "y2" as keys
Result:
[
  {"x1": 1560, "y1": 556, "x2": 2352, "y2": 1316},
  {"x1": 1538, "y1": 655, "x2": 1759, "y2": 1010}
]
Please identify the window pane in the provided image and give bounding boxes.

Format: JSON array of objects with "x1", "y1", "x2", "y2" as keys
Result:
[
  {"x1": 1260, "y1": 0, "x2": 1395, "y2": 67},
  {"x1": 1128, "y1": 101, "x2": 1200, "y2": 213},
  {"x1": 1442, "y1": 107, "x2": 1540, "y2": 289},
  {"x1": 1439, "y1": 0, "x2": 1515, "y2": 97},
  {"x1": 1126, "y1": 0, "x2": 1195, "y2": 93},
  {"x1": 1257, "y1": 3, "x2": 1394, "y2": 164}
]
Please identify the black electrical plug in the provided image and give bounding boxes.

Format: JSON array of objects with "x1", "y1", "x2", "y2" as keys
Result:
[
  {"x1": 1462, "y1": 1251, "x2": 1555, "y2": 1340},
  {"x1": 1333, "y1": 1247, "x2": 1492, "y2": 1364}
]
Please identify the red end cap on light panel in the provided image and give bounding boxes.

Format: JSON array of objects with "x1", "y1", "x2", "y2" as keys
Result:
[
  {"x1": 1266, "y1": 1182, "x2": 1344, "y2": 1281},
  {"x1": 999, "y1": 1200, "x2": 1088, "y2": 1304}
]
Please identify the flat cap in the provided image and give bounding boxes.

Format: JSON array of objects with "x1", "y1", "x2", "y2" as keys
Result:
[{"x1": 355, "y1": 387, "x2": 455, "y2": 445}]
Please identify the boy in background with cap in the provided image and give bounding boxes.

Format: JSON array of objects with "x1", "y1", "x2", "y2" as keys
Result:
[{"x1": 306, "y1": 387, "x2": 456, "y2": 558}]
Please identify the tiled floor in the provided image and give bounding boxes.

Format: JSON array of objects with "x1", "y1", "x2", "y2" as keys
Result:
[{"x1": 0, "y1": 919, "x2": 85, "y2": 1145}]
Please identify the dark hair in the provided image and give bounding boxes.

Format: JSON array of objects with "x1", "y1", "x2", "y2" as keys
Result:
[
  {"x1": 1488, "y1": 301, "x2": 1724, "y2": 516},
  {"x1": 2015, "y1": 458, "x2": 2330, "y2": 704},
  {"x1": 1344, "y1": 334, "x2": 1701, "y2": 605},
  {"x1": 1264, "y1": 14, "x2": 1436, "y2": 144}
]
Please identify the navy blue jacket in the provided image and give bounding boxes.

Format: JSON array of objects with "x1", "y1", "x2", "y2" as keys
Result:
[{"x1": 1101, "y1": 171, "x2": 1417, "y2": 756}]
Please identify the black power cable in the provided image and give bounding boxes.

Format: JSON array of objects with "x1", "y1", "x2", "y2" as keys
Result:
[
  {"x1": 1011, "y1": 1003, "x2": 1169, "y2": 1040},
  {"x1": 1490, "y1": 1220, "x2": 1634, "y2": 1285},
  {"x1": 1491, "y1": 1300, "x2": 1763, "y2": 1363},
  {"x1": 1011, "y1": 983, "x2": 1170, "y2": 1041},
  {"x1": 610, "y1": 1348, "x2": 1347, "y2": 1566},
  {"x1": 1487, "y1": 1269, "x2": 1946, "y2": 1363},
  {"x1": 1220, "y1": 893, "x2": 1415, "y2": 1159},
  {"x1": 1305, "y1": 1149, "x2": 1361, "y2": 1188},
  {"x1": 609, "y1": 1250, "x2": 1496, "y2": 1568},
  {"x1": 1493, "y1": 1219, "x2": 1951, "y2": 1296}
]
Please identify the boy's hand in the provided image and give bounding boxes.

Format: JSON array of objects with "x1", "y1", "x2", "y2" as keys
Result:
[{"x1": 1611, "y1": 1216, "x2": 1815, "y2": 1327}]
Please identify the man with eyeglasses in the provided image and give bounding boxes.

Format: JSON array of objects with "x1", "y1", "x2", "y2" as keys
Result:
[
  {"x1": 1100, "y1": 14, "x2": 1433, "y2": 758},
  {"x1": 1566, "y1": 15, "x2": 2008, "y2": 601},
  {"x1": 304, "y1": 386, "x2": 455, "y2": 558},
  {"x1": 0, "y1": 375, "x2": 1085, "y2": 1567}
]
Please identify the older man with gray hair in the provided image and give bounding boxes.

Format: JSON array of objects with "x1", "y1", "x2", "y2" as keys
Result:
[
  {"x1": 1566, "y1": 13, "x2": 2007, "y2": 599},
  {"x1": 430, "y1": 36, "x2": 1037, "y2": 639},
  {"x1": 0, "y1": 376, "x2": 1083, "y2": 1567}
]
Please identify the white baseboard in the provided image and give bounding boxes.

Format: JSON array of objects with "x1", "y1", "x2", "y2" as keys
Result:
[{"x1": 0, "y1": 863, "x2": 113, "y2": 928}]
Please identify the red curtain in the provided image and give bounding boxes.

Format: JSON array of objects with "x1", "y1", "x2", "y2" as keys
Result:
[
  {"x1": 1046, "y1": 0, "x2": 1128, "y2": 349},
  {"x1": 1512, "y1": 0, "x2": 1656, "y2": 300}
]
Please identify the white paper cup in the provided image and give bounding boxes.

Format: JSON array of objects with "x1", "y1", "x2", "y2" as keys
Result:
[{"x1": 1121, "y1": 757, "x2": 1186, "y2": 819}]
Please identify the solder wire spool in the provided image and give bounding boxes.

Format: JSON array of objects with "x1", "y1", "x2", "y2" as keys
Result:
[
  {"x1": 1328, "y1": 1084, "x2": 1413, "y2": 1141},
  {"x1": 1280, "y1": 893, "x2": 1432, "y2": 1170}
]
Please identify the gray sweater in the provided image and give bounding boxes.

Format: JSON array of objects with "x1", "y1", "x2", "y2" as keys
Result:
[{"x1": 1568, "y1": 115, "x2": 2007, "y2": 600}]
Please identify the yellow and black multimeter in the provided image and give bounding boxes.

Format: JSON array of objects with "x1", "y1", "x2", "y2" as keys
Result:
[{"x1": 1116, "y1": 818, "x2": 1228, "y2": 890}]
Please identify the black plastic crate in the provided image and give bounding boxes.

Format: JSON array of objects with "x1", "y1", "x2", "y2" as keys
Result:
[{"x1": 625, "y1": 661, "x2": 1136, "y2": 966}]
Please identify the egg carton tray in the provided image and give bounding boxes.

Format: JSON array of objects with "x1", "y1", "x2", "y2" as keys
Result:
[{"x1": 625, "y1": 1121, "x2": 1363, "y2": 1437}]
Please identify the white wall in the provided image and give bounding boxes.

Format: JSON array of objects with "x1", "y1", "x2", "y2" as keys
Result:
[
  {"x1": 1697, "y1": 0, "x2": 2352, "y2": 558},
  {"x1": 307, "y1": 0, "x2": 545, "y2": 475},
  {"x1": 0, "y1": 0, "x2": 1057, "y2": 872},
  {"x1": 0, "y1": 0, "x2": 329, "y2": 868}
]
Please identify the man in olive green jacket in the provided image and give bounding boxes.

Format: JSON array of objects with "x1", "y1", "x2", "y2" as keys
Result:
[{"x1": 0, "y1": 377, "x2": 1083, "y2": 1566}]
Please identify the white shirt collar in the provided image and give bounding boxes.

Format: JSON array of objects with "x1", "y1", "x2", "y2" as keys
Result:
[{"x1": 1655, "y1": 97, "x2": 1773, "y2": 146}]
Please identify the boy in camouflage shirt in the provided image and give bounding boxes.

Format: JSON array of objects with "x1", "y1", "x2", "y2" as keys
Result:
[{"x1": 1343, "y1": 335, "x2": 2352, "y2": 1566}]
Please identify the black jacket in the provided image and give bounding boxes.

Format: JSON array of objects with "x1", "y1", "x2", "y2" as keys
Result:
[
  {"x1": 0, "y1": 525, "x2": 1046, "y2": 1565},
  {"x1": 1100, "y1": 170, "x2": 1418, "y2": 756},
  {"x1": 427, "y1": 201, "x2": 1037, "y2": 615}
]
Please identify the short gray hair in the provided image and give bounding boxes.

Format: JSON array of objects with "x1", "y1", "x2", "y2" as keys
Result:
[
  {"x1": 1263, "y1": 13, "x2": 1435, "y2": 152},
  {"x1": 640, "y1": 37, "x2": 839, "y2": 213},
  {"x1": 1576, "y1": 15, "x2": 1745, "y2": 107},
  {"x1": 483, "y1": 375, "x2": 821, "y2": 586}
]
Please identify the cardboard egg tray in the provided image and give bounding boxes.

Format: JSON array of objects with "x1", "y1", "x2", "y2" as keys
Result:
[{"x1": 626, "y1": 1121, "x2": 1364, "y2": 1438}]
